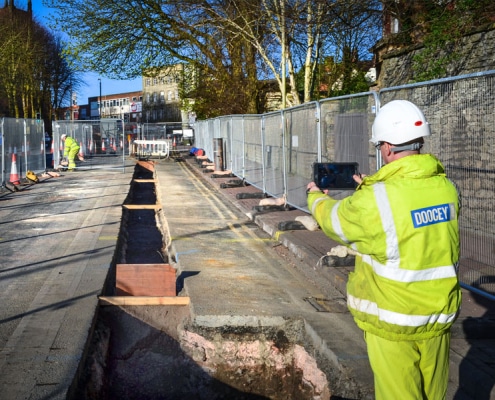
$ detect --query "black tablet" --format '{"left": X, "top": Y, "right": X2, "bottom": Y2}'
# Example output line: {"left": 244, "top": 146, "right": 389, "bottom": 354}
{"left": 313, "top": 162, "right": 359, "bottom": 190}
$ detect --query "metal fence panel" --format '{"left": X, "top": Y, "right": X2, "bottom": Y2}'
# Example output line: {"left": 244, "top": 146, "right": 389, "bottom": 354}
{"left": 242, "top": 116, "right": 263, "bottom": 188}
{"left": 263, "top": 112, "right": 285, "bottom": 198}
{"left": 219, "top": 118, "right": 231, "bottom": 171}
{"left": 2, "top": 118, "right": 26, "bottom": 184}
{"left": 320, "top": 93, "right": 379, "bottom": 175}
{"left": 25, "top": 119, "right": 46, "bottom": 173}
{"left": 205, "top": 119, "right": 216, "bottom": 160}
{"left": 194, "top": 120, "right": 207, "bottom": 150}
{"left": 53, "top": 120, "right": 127, "bottom": 170}
{"left": 2, "top": 118, "right": 46, "bottom": 185}
{"left": 230, "top": 116, "right": 247, "bottom": 177}
{"left": 284, "top": 102, "right": 319, "bottom": 209}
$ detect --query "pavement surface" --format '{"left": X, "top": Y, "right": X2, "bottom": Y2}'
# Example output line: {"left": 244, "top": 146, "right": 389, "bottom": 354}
{"left": 0, "top": 153, "right": 493, "bottom": 399}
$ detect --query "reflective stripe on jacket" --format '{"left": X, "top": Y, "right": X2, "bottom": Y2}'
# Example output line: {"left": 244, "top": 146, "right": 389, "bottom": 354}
{"left": 63, "top": 137, "right": 79, "bottom": 157}
{"left": 308, "top": 154, "right": 461, "bottom": 341}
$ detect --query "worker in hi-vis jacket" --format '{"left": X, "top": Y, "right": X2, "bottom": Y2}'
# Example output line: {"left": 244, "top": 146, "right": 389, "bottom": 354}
{"left": 307, "top": 100, "right": 461, "bottom": 400}
{"left": 61, "top": 134, "right": 80, "bottom": 171}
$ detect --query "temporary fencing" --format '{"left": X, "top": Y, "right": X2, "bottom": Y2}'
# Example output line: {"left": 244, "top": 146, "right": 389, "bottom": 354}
{"left": 133, "top": 139, "right": 171, "bottom": 159}
{"left": 52, "top": 119, "right": 129, "bottom": 171}
{"left": 194, "top": 70, "right": 495, "bottom": 299}
{"left": 0, "top": 119, "right": 195, "bottom": 185}
{"left": 0, "top": 117, "right": 46, "bottom": 185}
{"left": 195, "top": 93, "right": 379, "bottom": 210}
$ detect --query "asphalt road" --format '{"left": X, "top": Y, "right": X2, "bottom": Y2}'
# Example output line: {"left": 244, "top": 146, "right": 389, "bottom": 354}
{"left": 0, "top": 167, "right": 133, "bottom": 400}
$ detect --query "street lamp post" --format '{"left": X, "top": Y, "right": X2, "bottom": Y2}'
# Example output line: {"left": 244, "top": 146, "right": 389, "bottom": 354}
{"left": 98, "top": 78, "right": 102, "bottom": 119}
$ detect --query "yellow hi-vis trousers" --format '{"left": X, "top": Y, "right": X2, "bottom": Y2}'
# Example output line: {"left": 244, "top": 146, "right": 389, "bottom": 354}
{"left": 67, "top": 146, "right": 79, "bottom": 170}
{"left": 365, "top": 331, "right": 450, "bottom": 400}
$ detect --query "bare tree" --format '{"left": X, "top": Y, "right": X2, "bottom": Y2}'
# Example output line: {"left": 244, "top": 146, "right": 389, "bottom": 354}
{"left": 0, "top": 4, "right": 81, "bottom": 121}
{"left": 44, "top": 0, "right": 380, "bottom": 114}
{"left": 202, "top": 0, "right": 381, "bottom": 105}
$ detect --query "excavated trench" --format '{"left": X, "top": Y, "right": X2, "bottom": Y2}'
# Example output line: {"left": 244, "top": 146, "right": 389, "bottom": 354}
{"left": 69, "top": 161, "right": 332, "bottom": 400}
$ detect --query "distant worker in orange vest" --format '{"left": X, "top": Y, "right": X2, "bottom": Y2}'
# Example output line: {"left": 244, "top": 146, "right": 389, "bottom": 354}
{"left": 61, "top": 134, "right": 80, "bottom": 171}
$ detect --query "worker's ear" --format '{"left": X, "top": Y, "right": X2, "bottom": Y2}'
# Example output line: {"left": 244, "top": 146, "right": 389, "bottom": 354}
{"left": 383, "top": 142, "right": 393, "bottom": 156}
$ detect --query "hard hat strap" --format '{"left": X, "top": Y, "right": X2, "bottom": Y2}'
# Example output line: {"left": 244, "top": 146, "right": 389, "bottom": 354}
{"left": 390, "top": 142, "right": 423, "bottom": 153}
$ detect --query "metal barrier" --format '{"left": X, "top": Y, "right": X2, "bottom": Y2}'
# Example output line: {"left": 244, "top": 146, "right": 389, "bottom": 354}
{"left": 0, "top": 119, "right": 195, "bottom": 184}
{"left": 1, "top": 118, "right": 46, "bottom": 185}
{"left": 196, "top": 93, "right": 379, "bottom": 210}
{"left": 194, "top": 71, "right": 495, "bottom": 298}
{"left": 134, "top": 140, "right": 171, "bottom": 159}
{"left": 52, "top": 120, "right": 128, "bottom": 171}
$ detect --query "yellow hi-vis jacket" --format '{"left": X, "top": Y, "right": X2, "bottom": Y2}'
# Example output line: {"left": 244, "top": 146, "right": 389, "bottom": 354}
{"left": 308, "top": 154, "right": 461, "bottom": 341}
{"left": 63, "top": 137, "right": 79, "bottom": 157}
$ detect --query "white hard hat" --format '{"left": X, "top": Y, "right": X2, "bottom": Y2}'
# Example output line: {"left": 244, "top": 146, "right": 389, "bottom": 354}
{"left": 371, "top": 100, "right": 430, "bottom": 145}
{"left": 61, "top": 134, "right": 67, "bottom": 139}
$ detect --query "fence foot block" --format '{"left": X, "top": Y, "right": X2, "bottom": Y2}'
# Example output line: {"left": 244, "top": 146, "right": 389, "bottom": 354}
{"left": 278, "top": 221, "right": 307, "bottom": 231}
{"left": 236, "top": 192, "right": 268, "bottom": 199}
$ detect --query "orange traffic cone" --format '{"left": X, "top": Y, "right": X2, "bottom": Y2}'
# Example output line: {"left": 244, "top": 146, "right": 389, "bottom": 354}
{"left": 9, "top": 153, "right": 20, "bottom": 185}
{"left": 172, "top": 136, "right": 177, "bottom": 148}
{"left": 78, "top": 142, "right": 86, "bottom": 162}
{"left": 102, "top": 140, "right": 106, "bottom": 153}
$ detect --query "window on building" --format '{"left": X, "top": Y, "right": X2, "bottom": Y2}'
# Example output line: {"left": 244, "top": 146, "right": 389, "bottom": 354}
{"left": 391, "top": 16, "right": 399, "bottom": 34}
{"left": 167, "top": 91, "right": 172, "bottom": 101}
{"left": 145, "top": 78, "right": 150, "bottom": 86}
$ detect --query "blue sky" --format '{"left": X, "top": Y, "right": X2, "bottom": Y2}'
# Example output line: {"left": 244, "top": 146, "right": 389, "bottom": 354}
{"left": 30, "top": 1, "right": 142, "bottom": 105}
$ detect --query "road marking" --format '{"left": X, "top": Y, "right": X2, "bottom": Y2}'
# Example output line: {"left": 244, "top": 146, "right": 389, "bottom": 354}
{"left": 99, "top": 236, "right": 118, "bottom": 240}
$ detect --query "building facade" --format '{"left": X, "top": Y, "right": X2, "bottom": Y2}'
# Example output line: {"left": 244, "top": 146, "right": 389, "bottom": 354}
{"left": 87, "top": 91, "right": 143, "bottom": 122}
{"left": 75, "top": 64, "right": 197, "bottom": 125}
{"left": 141, "top": 63, "right": 196, "bottom": 125}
